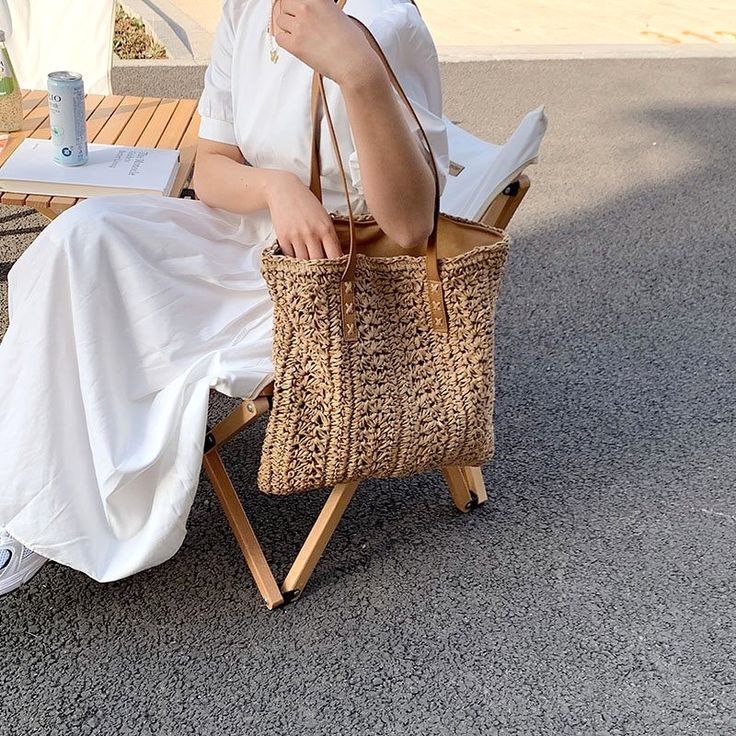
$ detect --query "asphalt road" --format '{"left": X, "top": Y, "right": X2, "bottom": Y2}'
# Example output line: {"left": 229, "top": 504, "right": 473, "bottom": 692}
{"left": 1, "top": 58, "right": 735, "bottom": 735}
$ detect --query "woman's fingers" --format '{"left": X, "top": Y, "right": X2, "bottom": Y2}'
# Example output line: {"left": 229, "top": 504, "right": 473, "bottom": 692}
{"left": 280, "top": 233, "right": 340, "bottom": 261}
{"left": 268, "top": 176, "right": 344, "bottom": 261}
{"left": 306, "top": 239, "right": 327, "bottom": 261}
{"left": 292, "top": 241, "right": 310, "bottom": 261}
{"left": 315, "top": 214, "right": 342, "bottom": 259}
{"left": 321, "top": 226, "right": 342, "bottom": 259}
{"left": 278, "top": 239, "right": 295, "bottom": 257}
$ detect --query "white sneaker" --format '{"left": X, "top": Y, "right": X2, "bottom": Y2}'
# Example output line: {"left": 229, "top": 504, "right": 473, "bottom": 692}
{"left": 0, "top": 529, "right": 48, "bottom": 595}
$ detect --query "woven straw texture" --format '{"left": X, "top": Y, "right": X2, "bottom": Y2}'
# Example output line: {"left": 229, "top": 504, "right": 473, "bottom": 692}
{"left": 257, "top": 220, "right": 510, "bottom": 496}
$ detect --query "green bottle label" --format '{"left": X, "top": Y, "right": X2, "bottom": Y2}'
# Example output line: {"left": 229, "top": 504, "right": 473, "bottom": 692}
{"left": 0, "top": 49, "right": 18, "bottom": 97}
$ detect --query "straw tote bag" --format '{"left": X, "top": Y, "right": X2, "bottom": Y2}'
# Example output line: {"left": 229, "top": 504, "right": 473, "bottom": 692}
{"left": 257, "top": 14, "right": 510, "bottom": 496}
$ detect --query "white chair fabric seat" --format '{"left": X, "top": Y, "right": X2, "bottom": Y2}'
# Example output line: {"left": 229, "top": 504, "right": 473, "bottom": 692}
{"left": 0, "top": 0, "right": 115, "bottom": 95}
{"left": 441, "top": 106, "right": 548, "bottom": 221}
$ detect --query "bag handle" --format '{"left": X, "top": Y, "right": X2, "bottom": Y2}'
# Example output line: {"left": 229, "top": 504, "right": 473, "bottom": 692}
{"left": 308, "top": 11, "right": 448, "bottom": 341}
{"left": 308, "top": 0, "right": 348, "bottom": 202}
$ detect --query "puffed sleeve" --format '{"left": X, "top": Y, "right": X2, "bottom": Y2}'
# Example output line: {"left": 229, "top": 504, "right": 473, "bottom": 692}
{"left": 197, "top": 0, "right": 238, "bottom": 145}
{"left": 347, "top": 3, "right": 450, "bottom": 195}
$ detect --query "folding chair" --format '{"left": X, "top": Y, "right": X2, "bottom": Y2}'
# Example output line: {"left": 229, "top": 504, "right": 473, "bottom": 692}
{"left": 0, "top": 0, "right": 115, "bottom": 95}
{"left": 441, "top": 106, "right": 547, "bottom": 225}
{"left": 202, "top": 109, "right": 548, "bottom": 609}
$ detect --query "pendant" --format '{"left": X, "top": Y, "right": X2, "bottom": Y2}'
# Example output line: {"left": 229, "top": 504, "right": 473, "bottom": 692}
{"left": 267, "top": 3, "right": 280, "bottom": 63}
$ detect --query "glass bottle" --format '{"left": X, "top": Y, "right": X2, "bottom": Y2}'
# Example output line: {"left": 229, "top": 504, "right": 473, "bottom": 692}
{"left": 0, "top": 29, "right": 22, "bottom": 133}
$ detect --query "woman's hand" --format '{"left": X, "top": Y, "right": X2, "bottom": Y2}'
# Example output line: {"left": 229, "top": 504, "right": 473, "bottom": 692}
{"left": 272, "top": 0, "right": 380, "bottom": 86}
{"left": 266, "top": 171, "right": 343, "bottom": 260}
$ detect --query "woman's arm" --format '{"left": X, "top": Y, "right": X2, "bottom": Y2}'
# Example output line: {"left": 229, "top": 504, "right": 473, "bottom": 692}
{"left": 193, "top": 138, "right": 343, "bottom": 259}
{"left": 339, "top": 61, "right": 436, "bottom": 248}
{"left": 193, "top": 139, "right": 274, "bottom": 214}
{"left": 274, "top": 0, "right": 436, "bottom": 249}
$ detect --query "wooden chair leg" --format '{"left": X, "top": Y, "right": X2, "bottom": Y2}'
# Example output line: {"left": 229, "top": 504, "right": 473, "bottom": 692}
{"left": 27, "top": 203, "right": 57, "bottom": 221}
{"left": 203, "top": 390, "right": 492, "bottom": 608}
{"left": 441, "top": 466, "right": 476, "bottom": 512}
{"left": 281, "top": 481, "right": 360, "bottom": 602}
{"left": 203, "top": 448, "right": 284, "bottom": 610}
{"left": 460, "top": 466, "right": 488, "bottom": 505}
{"left": 481, "top": 174, "right": 531, "bottom": 230}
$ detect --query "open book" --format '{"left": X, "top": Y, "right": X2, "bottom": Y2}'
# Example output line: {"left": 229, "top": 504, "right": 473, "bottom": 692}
{"left": 0, "top": 139, "right": 180, "bottom": 198}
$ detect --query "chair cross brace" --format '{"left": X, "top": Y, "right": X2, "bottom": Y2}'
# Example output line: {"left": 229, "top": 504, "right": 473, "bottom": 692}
{"left": 202, "top": 390, "right": 487, "bottom": 609}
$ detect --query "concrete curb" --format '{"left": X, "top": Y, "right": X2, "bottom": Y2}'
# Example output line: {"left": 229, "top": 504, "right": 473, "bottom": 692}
{"left": 436, "top": 43, "right": 736, "bottom": 62}
{"left": 112, "top": 41, "right": 736, "bottom": 69}
{"left": 114, "top": 58, "right": 208, "bottom": 68}
{"left": 118, "top": 0, "right": 214, "bottom": 61}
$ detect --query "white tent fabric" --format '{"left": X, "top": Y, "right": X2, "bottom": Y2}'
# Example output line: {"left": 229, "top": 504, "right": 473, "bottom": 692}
{"left": 440, "top": 106, "right": 548, "bottom": 221}
{"left": 0, "top": 0, "right": 115, "bottom": 95}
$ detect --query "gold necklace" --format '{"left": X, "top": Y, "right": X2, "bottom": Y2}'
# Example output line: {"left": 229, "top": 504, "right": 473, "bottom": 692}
{"left": 267, "top": 0, "right": 280, "bottom": 63}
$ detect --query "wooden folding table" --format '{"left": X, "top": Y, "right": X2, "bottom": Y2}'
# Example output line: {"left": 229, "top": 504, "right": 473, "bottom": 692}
{"left": 0, "top": 90, "right": 200, "bottom": 220}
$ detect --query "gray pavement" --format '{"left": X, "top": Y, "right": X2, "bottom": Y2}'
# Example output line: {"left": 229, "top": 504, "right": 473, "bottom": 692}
{"left": 1, "top": 59, "right": 735, "bottom": 735}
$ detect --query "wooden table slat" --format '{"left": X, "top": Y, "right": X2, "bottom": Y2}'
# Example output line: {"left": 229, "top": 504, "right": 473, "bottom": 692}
{"left": 83, "top": 95, "right": 108, "bottom": 117}
{"left": 1, "top": 192, "right": 31, "bottom": 206}
{"left": 85, "top": 95, "right": 126, "bottom": 142}
{"left": 25, "top": 194, "right": 52, "bottom": 209}
{"left": 49, "top": 197, "right": 78, "bottom": 215}
{"left": 94, "top": 96, "right": 144, "bottom": 145}
{"left": 156, "top": 99, "right": 198, "bottom": 150}
{"left": 22, "top": 90, "right": 46, "bottom": 112}
{"left": 135, "top": 99, "right": 179, "bottom": 148}
{"left": 113, "top": 98, "right": 162, "bottom": 147}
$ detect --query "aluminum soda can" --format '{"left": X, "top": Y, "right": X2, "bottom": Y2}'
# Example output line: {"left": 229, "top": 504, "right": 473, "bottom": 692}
{"left": 47, "top": 71, "right": 88, "bottom": 166}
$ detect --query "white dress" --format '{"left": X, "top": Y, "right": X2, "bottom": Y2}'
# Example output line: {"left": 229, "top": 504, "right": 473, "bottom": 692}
{"left": 0, "top": 0, "right": 449, "bottom": 582}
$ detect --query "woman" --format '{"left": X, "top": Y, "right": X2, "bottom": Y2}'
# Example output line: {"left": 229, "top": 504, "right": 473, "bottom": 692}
{"left": 0, "top": 0, "right": 449, "bottom": 594}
